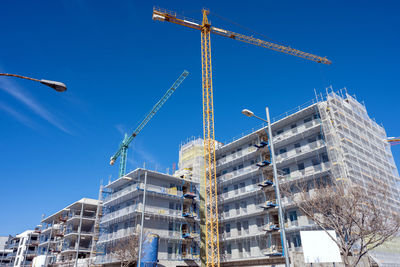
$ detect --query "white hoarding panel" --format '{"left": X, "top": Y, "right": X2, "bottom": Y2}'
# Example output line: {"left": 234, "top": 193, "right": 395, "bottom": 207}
{"left": 300, "top": 230, "right": 342, "bottom": 263}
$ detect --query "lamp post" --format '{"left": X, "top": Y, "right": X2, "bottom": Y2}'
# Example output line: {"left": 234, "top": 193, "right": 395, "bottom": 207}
{"left": 0, "top": 73, "right": 67, "bottom": 92}
{"left": 242, "top": 108, "right": 290, "bottom": 267}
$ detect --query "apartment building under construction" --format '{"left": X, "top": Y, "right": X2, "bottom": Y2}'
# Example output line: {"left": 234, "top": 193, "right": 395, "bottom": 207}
{"left": 216, "top": 89, "right": 399, "bottom": 265}
{"left": 37, "top": 198, "right": 100, "bottom": 266}
{"left": 95, "top": 89, "right": 399, "bottom": 266}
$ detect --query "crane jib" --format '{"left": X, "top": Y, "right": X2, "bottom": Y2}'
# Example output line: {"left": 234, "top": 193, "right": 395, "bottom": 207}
{"left": 109, "top": 70, "right": 189, "bottom": 177}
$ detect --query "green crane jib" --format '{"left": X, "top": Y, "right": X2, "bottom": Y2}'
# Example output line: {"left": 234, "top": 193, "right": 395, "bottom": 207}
{"left": 110, "top": 70, "right": 189, "bottom": 177}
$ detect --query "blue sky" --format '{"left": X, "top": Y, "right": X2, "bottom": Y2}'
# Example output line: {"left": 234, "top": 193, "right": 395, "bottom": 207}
{"left": 0, "top": 0, "right": 399, "bottom": 235}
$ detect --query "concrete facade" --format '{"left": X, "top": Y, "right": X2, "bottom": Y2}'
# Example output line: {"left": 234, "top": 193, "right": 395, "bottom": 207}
{"left": 96, "top": 89, "right": 399, "bottom": 266}
{"left": 215, "top": 89, "right": 399, "bottom": 265}
{"left": 38, "top": 198, "right": 100, "bottom": 266}
{"left": 3, "top": 230, "right": 40, "bottom": 267}
{"left": 96, "top": 169, "right": 200, "bottom": 266}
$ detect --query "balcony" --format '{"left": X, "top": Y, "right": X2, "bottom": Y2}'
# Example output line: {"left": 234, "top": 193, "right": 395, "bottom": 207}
{"left": 98, "top": 227, "right": 136, "bottom": 244}
{"left": 276, "top": 140, "right": 326, "bottom": 165}
{"left": 273, "top": 120, "right": 321, "bottom": 147}
{"left": 104, "top": 182, "right": 184, "bottom": 206}
{"left": 220, "top": 205, "right": 266, "bottom": 222}
{"left": 219, "top": 164, "right": 259, "bottom": 184}
{"left": 279, "top": 162, "right": 330, "bottom": 185}
{"left": 219, "top": 185, "right": 261, "bottom": 203}
{"left": 100, "top": 203, "right": 185, "bottom": 226}
{"left": 217, "top": 146, "right": 258, "bottom": 169}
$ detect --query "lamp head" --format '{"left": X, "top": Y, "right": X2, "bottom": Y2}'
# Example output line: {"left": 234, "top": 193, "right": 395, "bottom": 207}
{"left": 241, "top": 109, "right": 254, "bottom": 117}
{"left": 40, "top": 79, "right": 67, "bottom": 92}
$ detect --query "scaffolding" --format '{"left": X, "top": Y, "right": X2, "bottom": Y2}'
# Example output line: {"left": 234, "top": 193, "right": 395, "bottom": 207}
{"left": 317, "top": 88, "right": 400, "bottom": 211}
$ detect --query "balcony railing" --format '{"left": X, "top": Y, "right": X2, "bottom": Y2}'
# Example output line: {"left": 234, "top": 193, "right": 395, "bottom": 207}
{"left": 217, "top": 146, "right": 257, "bottom": 167}
{"left": 276, "top": 140, "right": 325, "bottom": 163}
{"left": 280, "top": 162, "right": 330, "bottom": 184}
{"left": 219, "top": 183, "right": 260, "bottom": 201}
{"left": 219, "top": 164, "right": 258, "bottom": 182}
{"left": 273, "top": 120, "right": 321, "bottom": 144}
{"left": 104, "top": 182, "right": 184, "bottom": 204}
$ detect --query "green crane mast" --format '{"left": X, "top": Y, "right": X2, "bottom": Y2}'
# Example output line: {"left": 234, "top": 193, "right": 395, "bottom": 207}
{"left": 110, "top": 70, "right": 189, "bottom": 177}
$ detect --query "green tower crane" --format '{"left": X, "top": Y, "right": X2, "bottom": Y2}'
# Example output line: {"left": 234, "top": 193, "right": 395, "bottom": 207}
{"left": 110, "top": 70, "right": 189, "bottom": 177}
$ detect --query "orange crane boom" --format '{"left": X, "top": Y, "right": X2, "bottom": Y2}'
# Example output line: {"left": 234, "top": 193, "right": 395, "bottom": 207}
{"left": 388, "top": 137, "right": 400, "bottom": 146}
{"left": 153, "top": 7, "right": 331, "bottom": 267}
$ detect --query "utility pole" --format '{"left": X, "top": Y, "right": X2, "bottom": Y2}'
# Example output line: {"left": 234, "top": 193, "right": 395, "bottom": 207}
{"left": 138, "top": 169, "right": 148, "bottom": 267}
{"left": 266, "top": 107, "right": 290, "bottom": 267}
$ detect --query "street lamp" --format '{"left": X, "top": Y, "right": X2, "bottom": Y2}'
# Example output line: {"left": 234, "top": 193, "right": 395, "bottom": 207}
{"left": 0, "top": 73, "right": 67, "bottom": 92}
{"left": 242, "top": 107, "right": 290, "bottom": 267}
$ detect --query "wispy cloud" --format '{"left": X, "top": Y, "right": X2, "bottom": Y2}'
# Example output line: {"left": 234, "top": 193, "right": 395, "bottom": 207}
{"left": 0, "top": 79, "right": 72, "bottom": 134}
{"left": 0, "top": 101, "right": 38, "bottom": 130}
{"left": 115, "top": 124, "right": 127, "bottom": 137}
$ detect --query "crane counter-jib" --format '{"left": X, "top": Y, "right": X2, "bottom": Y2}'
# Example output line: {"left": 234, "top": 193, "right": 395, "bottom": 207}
{"left": 109, "top": 70, "right": 189, "bottom": 177}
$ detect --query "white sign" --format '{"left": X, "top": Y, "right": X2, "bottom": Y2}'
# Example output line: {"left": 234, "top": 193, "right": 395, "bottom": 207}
{"left": 300, "top": 230, "right": 342, "bottom": 263}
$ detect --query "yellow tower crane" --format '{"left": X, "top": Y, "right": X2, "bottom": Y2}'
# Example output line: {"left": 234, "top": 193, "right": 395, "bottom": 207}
{"left": 153, "top": 7, "right": 331, "bottom": 267}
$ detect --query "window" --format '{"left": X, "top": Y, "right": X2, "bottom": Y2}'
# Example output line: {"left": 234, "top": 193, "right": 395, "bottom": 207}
{"left": 293, "top": 234, "right": 302, "bottom": 247}
{"left": 289, "top": 211, "right": 298, "bottom": 222}
{"left": 168, "top": 246, "right": 173, "bottom": 259}
{"left": 234, "top": 184, "right": 239, "bottom": 193}
{"left": 243, "top": 221, "right": 249, "bottom": 234}
{"left": 282, "top": 168, "right": 290, "bottom": 175}
{"left": 308, "top": 137, "right": 316, "bottom": 143}
{"left": 298, "top": 163, "right": 305, "bottom": 170}
{"left": 226, "top": 224, "right": 231, "bottom": 234}
{"left": 277, "top": 129, "right": 284, "bottom": 135}
{"left": 224, "top": 205, "right": 229, "bottom": 215}
{"left": 169, "top": 202, "right": 174, "bottom": 210}
{"left": 168, "top": 222, "right": 174, "bottom": 236}
{"left": 237, "top": 222, "right": 242, "bottom": 235}
{"left": 240, "top": 182, "right": 245, "bottom": 192}
{"left": 238, "top": 164, "right": 244, "bottom": 169}
{"left": 291, "top": 123, "right": 297, "bottom": 129}
{"left": 238, "top": 243, "right": 243, "bottom": 256}
{"left": 313, "top": 113, "right": 320, "bottom": 120}
{"left": 304, "top": 117, "right": 312, "bottom": 123}
{"left": 312, "top": 158, "right": 320, "bottom": 166}
{"left": 294, "top": 143, "right": 301, "bottom": 148}
{"left": 223, "top": 187, "right": 228, "bottom": 193}
{"left": 279, "top": 148, "right": 287, "bottom": 154}
{"left": 222, "top": 170, "right": 227, "bottom": 175}
{"left": 256, "top": 218, "right": 264, "bottom": 228}
{"left": 245, "top": 241, "right": 251, "bottom": 255}
{"left": 252, "top": 178, "right": 259, "bottom": 187}
{"left": 322, "top": 153, "right": 329, "bottom": 162}
{"left": 241, "top": 201, "right": 247, "bottom": 213}
{"left": 235, "top": 203, "right": 240, "bottom": 215}
{"left": 226, "top": 244, "right": 231, "bottom": 254}
{"left": 176, "top": 203, "right": 181, "bottom": 211}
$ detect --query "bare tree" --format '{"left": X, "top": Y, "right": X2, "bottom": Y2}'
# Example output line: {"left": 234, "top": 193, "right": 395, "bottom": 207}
{"left": 282, "top": 180, "right": 400, "bottom": 267}
{"left": 110, "top": 233, "right": 140, "bottom": 267}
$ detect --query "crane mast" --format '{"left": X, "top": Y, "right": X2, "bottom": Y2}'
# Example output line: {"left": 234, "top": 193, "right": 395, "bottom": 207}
{"left": 153, "top": 7, "right": 331, "bottom": 267}
{"left": 201, "top": 9, "right": 220, "bottom": 266}
{"left": 110, "top": 70, "right": 189, "bottom": 177}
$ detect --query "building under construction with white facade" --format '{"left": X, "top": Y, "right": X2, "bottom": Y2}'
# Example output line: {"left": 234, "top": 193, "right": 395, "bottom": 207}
{"left": 38, "top": 198, "right": 100, "bottom": 266}
{"left": 215, "top": 89, "right": 399, "bottom": 266}
{"left": 95, "top": 89, "right": 399, "bottom": 266}
{"left": 96, "top": 168, "right": 201, "bottom": 266}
